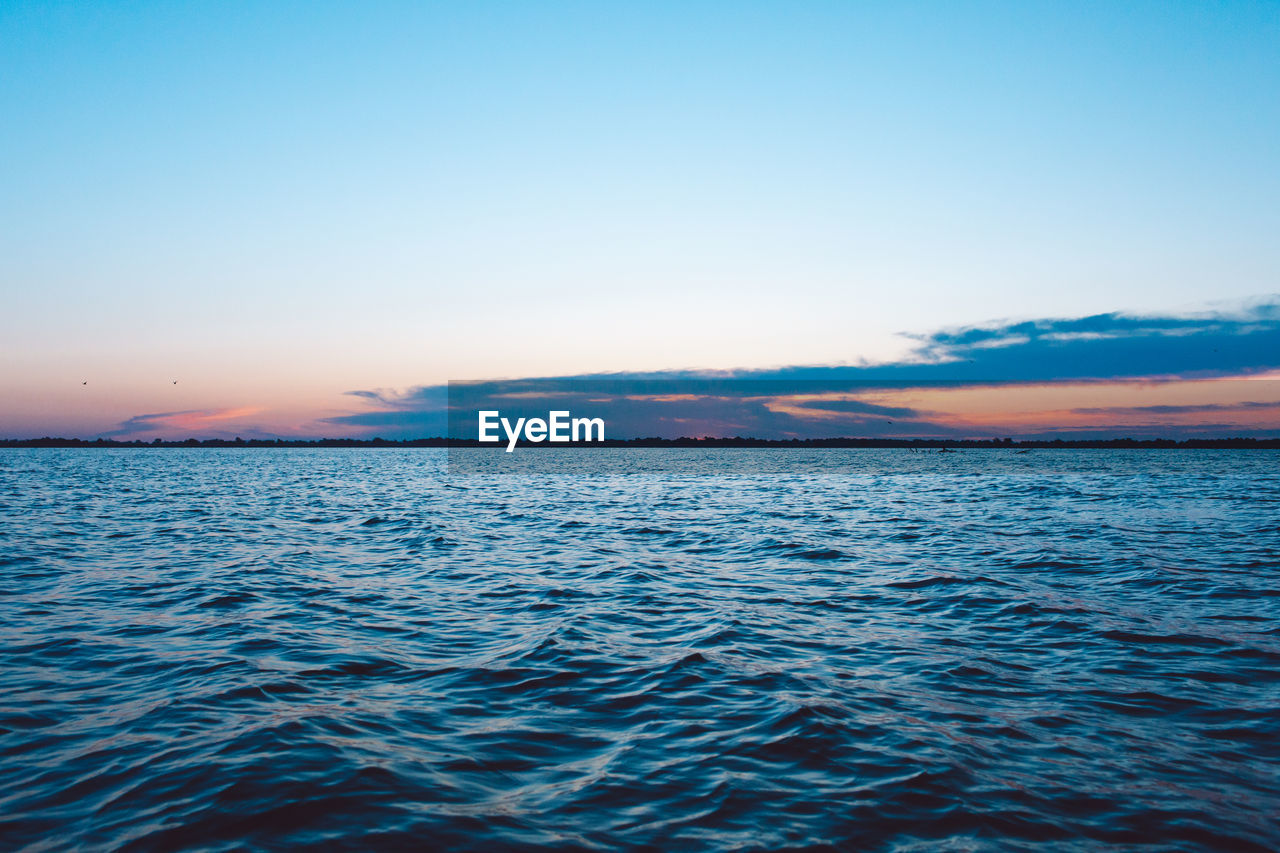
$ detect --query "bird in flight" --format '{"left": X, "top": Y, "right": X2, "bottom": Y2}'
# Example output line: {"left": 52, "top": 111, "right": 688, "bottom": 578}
{"left": 82, "top": 381, "right": 87, "bottom": 385}
{"left": 172, "top": 380, "right": 178, "bottom": 385}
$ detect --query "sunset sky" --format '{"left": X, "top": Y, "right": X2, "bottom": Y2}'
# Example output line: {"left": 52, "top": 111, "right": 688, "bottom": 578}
{"left": 2, "top": 1, "right": 1278, "bottom": 439}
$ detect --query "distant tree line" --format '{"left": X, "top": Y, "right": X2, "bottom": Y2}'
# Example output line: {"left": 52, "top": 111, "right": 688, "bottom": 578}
{"left": 3, "top": 436, "right": 1279, "bottom": 449}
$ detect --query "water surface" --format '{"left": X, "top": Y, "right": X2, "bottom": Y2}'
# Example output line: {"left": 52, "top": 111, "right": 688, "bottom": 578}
{"left": 2, "top": 449, "right": 1278, "bottom": 850}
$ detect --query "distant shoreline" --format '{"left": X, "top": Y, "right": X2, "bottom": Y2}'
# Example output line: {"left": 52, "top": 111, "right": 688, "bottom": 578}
{"left": 4, "top": 437, "right": 1279, "bottom": 449}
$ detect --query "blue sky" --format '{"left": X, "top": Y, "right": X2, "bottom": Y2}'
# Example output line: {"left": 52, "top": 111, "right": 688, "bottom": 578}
{"left": 1, "top": 1, "right": 1278, "bottom": 437}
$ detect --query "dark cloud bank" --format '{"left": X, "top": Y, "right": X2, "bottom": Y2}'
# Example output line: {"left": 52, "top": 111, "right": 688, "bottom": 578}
{"left": 330, "top": 300, "right": 1280, "bottom": 440}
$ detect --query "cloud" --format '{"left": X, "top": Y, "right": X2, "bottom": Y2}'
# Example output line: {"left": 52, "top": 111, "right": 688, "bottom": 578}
{"left": 747, "top": 298, "right": 1280, "bottom": 384}
{"left": 329, "top": 387, "right": 450, "bottom": 435}
{"left": 1071, "top": 401, "right": 1279, "bottom": 416}
{"left": 322, "top": 298, "right": 1280, "bottom": 439}
{"left": 104, "top": 407, "right": 267, "bottom": 439}
{"left": 784, "top": 399, "right": 924, "bottom": 418}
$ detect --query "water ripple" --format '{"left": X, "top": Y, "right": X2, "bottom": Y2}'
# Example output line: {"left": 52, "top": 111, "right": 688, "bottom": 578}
{"left": 1, "top": 448, "right": 1278, "bottom": 850}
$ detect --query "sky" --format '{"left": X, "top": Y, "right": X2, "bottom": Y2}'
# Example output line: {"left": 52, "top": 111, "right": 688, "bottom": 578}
{"left": 2, "top": 1, "right": 1278, "bottom": 439}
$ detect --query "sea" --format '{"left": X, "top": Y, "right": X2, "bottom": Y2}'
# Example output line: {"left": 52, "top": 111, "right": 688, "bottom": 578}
{"left": 1, "top": 448, "right": 1278, "bottom": 851}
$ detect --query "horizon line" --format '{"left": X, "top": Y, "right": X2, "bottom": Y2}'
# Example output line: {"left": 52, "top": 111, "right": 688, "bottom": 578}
{"left": 6, "top": 436, "right": 1280, "bottom": 449}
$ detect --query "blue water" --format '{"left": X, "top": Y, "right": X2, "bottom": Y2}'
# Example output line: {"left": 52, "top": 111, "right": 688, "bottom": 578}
{"left": 2, "top": 448, "right": 1278, "bottom": 851}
